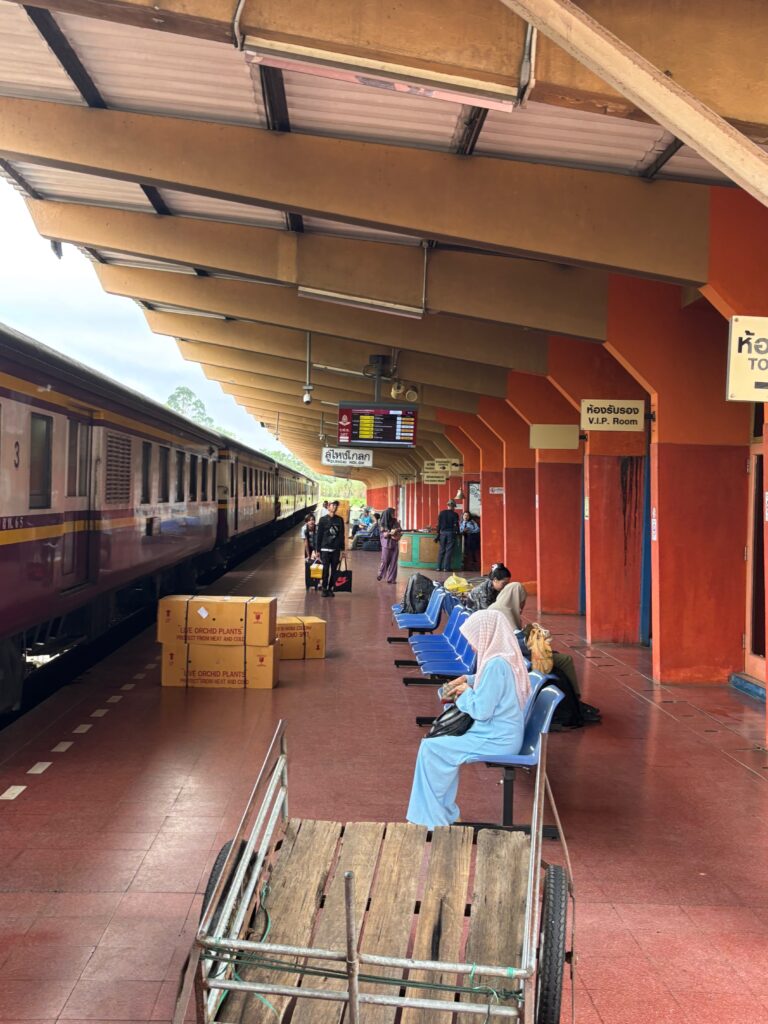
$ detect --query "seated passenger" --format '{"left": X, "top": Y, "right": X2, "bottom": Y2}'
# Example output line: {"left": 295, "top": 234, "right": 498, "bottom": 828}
{"left": 406, "top": 609, "right": 529, "bottom": 828}
{"left": 494, "top": 582, "right": 601, "bottom": 725}
{"left": 351, "top": 508, "right": 373, "bottom": 537}
{"left": 464, "top": 563, "right": 512, "bottom": 610}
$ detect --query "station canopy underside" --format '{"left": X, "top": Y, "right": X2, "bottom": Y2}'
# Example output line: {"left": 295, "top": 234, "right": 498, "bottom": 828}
{"left": 0, "top": 0, "right": 766, "bottom": 481}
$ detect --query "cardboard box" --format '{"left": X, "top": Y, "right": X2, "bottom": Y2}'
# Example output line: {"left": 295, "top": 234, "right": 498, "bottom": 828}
{"left": 245, "top": 645, "right": 280, "bottom": 689}
{"left": 186, "top": 595, "right": 250, "bottom": 646}
{"left": 276, "top": 617, "right": 306, "bottom": 660}
{"left": 162, "top": 643, "right": 279, "bottom": 688}
{"left": 245, "top": 597, "right": 277, "bottom": 647}
{"left": 161, "top": 643, "right": 189, "bottom": 687}
{"left": 157, "top": 596, "right": 194, "bottom": 645}
{"left": 275, "top": 616, "right": 326, "bottom": 660}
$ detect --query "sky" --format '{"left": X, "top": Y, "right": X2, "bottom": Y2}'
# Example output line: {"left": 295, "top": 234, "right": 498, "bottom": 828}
{"left": 0, "top": 181, "right": 283, "bottom": 452}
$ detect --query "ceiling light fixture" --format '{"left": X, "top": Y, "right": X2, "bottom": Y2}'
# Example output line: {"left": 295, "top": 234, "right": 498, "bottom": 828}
{"left": 243, "top": 41, "right": 517, "bottom": 112}
{"left": 297, "top": 286, "right": 424, "bottom": 319}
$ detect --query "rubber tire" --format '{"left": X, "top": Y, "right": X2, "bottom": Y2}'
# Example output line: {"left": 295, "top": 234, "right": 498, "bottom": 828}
{"left": 536, "top": 865, "right": 568, "bottom": 1024}
{"left": 201, "top": 840, "right": 238, "bottom": 927}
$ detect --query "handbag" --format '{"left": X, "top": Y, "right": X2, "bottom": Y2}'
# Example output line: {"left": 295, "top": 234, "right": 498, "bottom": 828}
{"left": 426, "top": 703, "right": 474, "bottom": 738}
{"left": 333, "top": 554, "right": 353, "bottom": 593}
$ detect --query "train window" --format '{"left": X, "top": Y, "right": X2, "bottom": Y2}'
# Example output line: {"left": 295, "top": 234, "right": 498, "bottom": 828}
{"left": 242, "top": 465, "right": 247, "bottom": 497}
{"left": 189, "top": 454, "right": 198, "bottom": 501}
{"left": 105, "top": 432, "right": 132, "bottom": 504}
{"left": 141, "top": 442, "right": 152, "bottom": 503}
{"left": 175, "top": 450, "right": 185, "bottom": 502}
{"left": 29, "top": 413, "right": 53, "bottom": 509}
{"left": 211, "top": 460, "right": 217, "bottom": 498}
{"left": 159, "top": 447, "right": 170, "bottom": 502}
{"left": 230, "top": 462, "right": 235, "bottom": 497}
{"left": 249, "top": 467, "right": 254, "bottom": 496}
{"left": 201, "top": 458, "right": 208, "bottom": 501}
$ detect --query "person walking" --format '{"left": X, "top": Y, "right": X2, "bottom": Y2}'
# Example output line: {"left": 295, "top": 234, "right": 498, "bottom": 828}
{"left": 315, "top": 500, "right": 345, "bottom": 597}
{"left": 460, "top": 511, "right": 480, "bottom": 571}
{"left": 435, "top": 499, "right": 460, "bottom": 571}
{"left": 317, "top": 500, "right": 330, "bottom": 520}
{"left": 377, "top": 507, "right": 402, "bottom": 584}
{"left": 301, "top": 513, "right": 316, "bottom": 560}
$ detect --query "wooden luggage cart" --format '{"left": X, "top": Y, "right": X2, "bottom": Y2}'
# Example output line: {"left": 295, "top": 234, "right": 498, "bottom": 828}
{"left": 174, "top": 722, "right": 575, "bottom": 1024}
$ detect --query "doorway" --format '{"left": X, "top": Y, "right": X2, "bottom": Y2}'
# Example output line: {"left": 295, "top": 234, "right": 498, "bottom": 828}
{"left": 745, "top": 442, "right": 766, "bottom": 682}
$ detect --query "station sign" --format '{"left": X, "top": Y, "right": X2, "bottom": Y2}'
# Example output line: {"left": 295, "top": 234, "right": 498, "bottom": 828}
{"left": 529, "top": 424, "right": 581, "bottom": 450}
{"left": 727, "top": 316, "right": 768, "bottom": 401}
{"left": 580, "top": 399, "right": 645, "bottom": 431}
{"left": 423, "top": 460, "right": 438, "bottom": 471}
{"left": 423, "top": 472, "right": 448, "bottom": 484}
{"left": 321, "top": 447, "right": 373, "bottom": 468}
{"left": 434, "top": 459, "right": 462, "bottom": 474}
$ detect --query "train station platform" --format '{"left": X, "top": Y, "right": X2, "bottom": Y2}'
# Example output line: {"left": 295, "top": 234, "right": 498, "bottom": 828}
{"left": 0, "top": 529, "right": 767, "bottom": 1024}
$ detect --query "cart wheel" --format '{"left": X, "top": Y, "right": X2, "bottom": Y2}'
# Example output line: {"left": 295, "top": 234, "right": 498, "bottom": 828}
{"left": 201, "top": 840, "right": 243, "bottom": 927}
{"left": 536, "top": 865, "right": 568, "bottom": 1024}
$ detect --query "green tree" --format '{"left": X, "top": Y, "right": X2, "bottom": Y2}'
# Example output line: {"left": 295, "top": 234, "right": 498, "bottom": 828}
{"left": 166, "top": 386, "right": 215, "bottom": 428}
{"left": 261, "top": 449, "right": 366, "bottom": 504}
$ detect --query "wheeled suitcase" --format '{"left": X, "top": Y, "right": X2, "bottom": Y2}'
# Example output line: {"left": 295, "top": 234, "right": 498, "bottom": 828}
{"left": 305, "top": 560, "right": 321, "bottom": 591}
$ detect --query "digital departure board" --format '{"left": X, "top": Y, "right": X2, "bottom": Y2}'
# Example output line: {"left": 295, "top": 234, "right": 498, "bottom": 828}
{"left": 337, "top": 402, "right": 418, "bottom": 448}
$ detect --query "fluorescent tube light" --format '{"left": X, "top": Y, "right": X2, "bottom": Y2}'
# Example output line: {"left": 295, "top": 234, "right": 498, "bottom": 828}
{"left": 297, "top": 285, "right": 424, "bottom": 319}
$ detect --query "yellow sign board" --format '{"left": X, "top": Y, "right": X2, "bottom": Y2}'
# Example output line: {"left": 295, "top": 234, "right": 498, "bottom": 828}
{"left": 727, "top": 316, "right": 768, "bottom": 401}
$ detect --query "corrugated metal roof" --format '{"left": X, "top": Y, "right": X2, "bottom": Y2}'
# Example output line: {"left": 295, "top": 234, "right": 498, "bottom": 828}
{"left": 56, "top": 12, "right": 265, "bottom": 126}
{"left": 11, "top": 162, "right": 154, "bottom": 209}
{"left": 302, "top": 216, "right": 423, "bottom": 246}
{"left": 158, "top": 189, "right": 287, "bottom": 228}
{"left": 0, "top": 1, "right": 85, "bottom": 104}
{"left": 476, "top": 101, "right": 667, "bottom": 174}
{"left": 656, "top": 145, "right": 728, "bottom": 183}
{"left": 147, "top": 302, "right": 227, "bottom": 319}
{"left": 280, "top": 69, "right": 460, "bottom": 150}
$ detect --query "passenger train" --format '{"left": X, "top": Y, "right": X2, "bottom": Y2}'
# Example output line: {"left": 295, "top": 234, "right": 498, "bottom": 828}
{"left": 0, "top": 323, "right": 317, "bottom": 699}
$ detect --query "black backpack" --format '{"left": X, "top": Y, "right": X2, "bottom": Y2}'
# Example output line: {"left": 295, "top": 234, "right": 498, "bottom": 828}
{"left": 401, "top": 573, "right": 436, "bottom": 614}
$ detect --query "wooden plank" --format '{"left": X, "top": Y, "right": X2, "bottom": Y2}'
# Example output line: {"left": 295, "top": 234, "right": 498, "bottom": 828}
{"left": 228, "top": 818, "right": 342, "bottom": 1024}
{"left": 401, "top": 825, "right": 474, "bottom": 1024}
{"left": 291, "top": 821, "right": 387, "bottom": 1024}
{"left": 465, "top": 829, "right": 530, "bottom": 995}
{"left": 357, "top": 822, "right": 428, "bottom": 1024}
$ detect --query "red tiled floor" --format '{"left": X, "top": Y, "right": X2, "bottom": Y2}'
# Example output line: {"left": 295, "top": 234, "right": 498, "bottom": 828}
{"left": 0, "top": 530, "right": 765, "bottom": 1024}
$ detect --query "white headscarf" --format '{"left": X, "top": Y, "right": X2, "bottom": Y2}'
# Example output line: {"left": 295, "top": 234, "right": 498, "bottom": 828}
{"left": 460, "top": 609, "right": 530, "bottom": 709}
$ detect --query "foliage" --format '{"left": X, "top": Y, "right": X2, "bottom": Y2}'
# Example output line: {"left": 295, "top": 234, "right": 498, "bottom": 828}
{"left": 166, "top": 386, "right": 236, "bottom": 438}
{"left": 261, "top": 449, "right": 366, "bottom": 504}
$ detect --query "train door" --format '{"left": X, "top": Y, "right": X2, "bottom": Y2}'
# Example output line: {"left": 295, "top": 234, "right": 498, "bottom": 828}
{"left": 60, "top": 416, "right": 92, "bottom": 589}
{"left": 744, "top": 439, "right": 766, "bottom": 683}
{"left": 231, "top": 459, "right": 239, "bottom": 532}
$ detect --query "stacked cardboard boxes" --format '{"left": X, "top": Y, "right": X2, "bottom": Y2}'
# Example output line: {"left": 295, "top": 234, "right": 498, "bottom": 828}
{"left": 158, "top": 595, "right": 278, "bottom": 688}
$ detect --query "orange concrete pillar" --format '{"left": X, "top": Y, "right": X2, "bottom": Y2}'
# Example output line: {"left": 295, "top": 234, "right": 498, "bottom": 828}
{"left": 478, "top": 398, "right": 537, "bottom": 582}
{"left": 607, "top": 276, "right": 750, "bottom": 683}
{"left": 506, "top": 373, "right": 582, "bottom": 614}
{"left": 547, "top": 338, "right": 649, "bottom": 643}
{"left": 439, "top": 413, "right": 504, "bottom": 572}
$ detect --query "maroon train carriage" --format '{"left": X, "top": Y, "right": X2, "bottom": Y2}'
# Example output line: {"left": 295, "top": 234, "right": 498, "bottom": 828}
{"left": 0, "top": 323, "right": 317, "bottom": 708}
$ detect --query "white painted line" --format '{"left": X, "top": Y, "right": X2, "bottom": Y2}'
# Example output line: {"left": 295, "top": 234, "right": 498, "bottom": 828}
{"left": 106, "top": 696, "right": 122, "bottom": 704}
{"left": 73, "top": 724, "right": 92, "bottom": 734}
{"left": 91, "top": 709, "right": 108, "bottom": 718}
{"left": 27, "top": 762, "right": 52, "bottom": 775}
{"left": 121, "top": 683, "right": 135, "bottom": 691}
{"left": 133, "top": 673, "right": 145, "bottom": 680}
{"left": 0, "top": 786, "right": 26, "bottom": 800}
{"left": 51, "top": 742, "right": 72, "bottom": 753}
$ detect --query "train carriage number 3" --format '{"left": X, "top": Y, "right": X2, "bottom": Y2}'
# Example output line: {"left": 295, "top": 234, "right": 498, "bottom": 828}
{"left": 13, "top": 441, "right": 19, "bottom": 468}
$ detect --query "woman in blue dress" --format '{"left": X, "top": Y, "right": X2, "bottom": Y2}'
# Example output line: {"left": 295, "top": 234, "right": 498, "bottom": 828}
{"left": 406, "top": 609, "right": 530, "bottom": 828}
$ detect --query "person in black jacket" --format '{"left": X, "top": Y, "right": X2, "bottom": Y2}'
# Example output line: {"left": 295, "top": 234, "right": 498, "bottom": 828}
{"left": 435, "top": 500, "right": 460, "bottom": 571}
{"left": 315, "top": 500, "right": 346, "bottom": 597}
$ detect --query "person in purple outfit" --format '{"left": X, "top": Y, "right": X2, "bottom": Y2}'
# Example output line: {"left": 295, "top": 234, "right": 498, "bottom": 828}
{"left": 376, "top": 507, "right": 402, "bottom": 584}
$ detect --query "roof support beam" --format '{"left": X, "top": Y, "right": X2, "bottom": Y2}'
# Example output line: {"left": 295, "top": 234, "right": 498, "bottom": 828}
{"left": 0, "top": 98, "right": 709, "bottom": 281}
{"left": 498, "top": 0, "right": 768, "bottom": 207}
{"left": 93, "top": 265, "right": 546, "bottom": 370}
{"left": 29, "top": 200, "right": 609, "bottom": 337}
{"left": 145, "top": 312, "right": 509, "bottom": 397}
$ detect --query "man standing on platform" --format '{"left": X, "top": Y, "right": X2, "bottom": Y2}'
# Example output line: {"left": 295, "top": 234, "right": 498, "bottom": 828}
{"left": 316, "top": 500, "right": 345, "bottom": 597}
{"left": 435, "top": 499, "right": 460, "bottom": 571}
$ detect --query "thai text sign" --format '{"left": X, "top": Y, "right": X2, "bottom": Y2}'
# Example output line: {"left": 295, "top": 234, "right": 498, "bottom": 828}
{"left": 321, "top": 447, "right": 373, "bottom": 468}
{"left": 727, "top": 316, "right": 768, "bottom": 401}
{"left": 580, "top": 399, "right": 645, "bottom": 431}
{"left": 423, "top": 472, "right": 448, "bottom": 484}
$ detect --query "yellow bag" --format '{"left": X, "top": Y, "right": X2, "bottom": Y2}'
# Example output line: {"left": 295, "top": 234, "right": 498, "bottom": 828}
{"left": 444, "top": 574, "right": 472, "bottom": 594}
{"left": 309, "top": 563, "right": 323, "bottom": 580}
{"left": 527, "top": 623, "right": 554, "bottom": 674}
